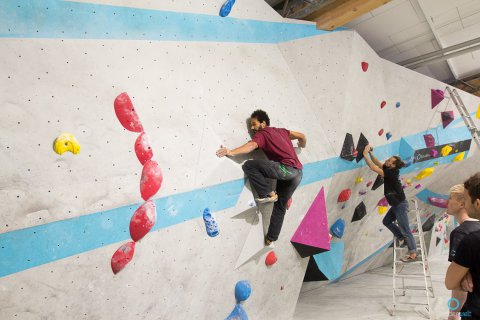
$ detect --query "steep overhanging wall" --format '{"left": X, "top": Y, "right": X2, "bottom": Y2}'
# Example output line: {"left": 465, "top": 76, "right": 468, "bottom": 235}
{"left": 1, "top": 0, "right": 480, "bottom": 319}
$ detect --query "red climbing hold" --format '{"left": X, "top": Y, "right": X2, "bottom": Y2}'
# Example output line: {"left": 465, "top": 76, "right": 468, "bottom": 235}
{"left": 135, "top": 132, "right": 154, "bottom": 165}
{"left": 366, "top": 181, "right": 373, "bottom": 187}
{"left": 265, "top": 251, "right": 277, "bottom": 266}
{"left": 140, "top": 160, "right": 163, "bottom": 201}
{"left": 380, "top": 101, "right": 386, "bottom": 109}
{"left": 361, "top": 61, "right": 369, "bottom": 72}
{"left": 130, "top": 200, "right": 157, "bottom": 242}
{"left": 114, "top": 92, "right": 144, "bottom": 132}
{"left": 111, "top": 241, "right": 136, "bottom": 274}
{"left": 378, "top": 129, "right": 384, "bottom": 136}
{"left": 337, "top": 189, "right": 351, "bottom": 202}
{"left": 287, "top": 197, "right": 293, "bottom": 210}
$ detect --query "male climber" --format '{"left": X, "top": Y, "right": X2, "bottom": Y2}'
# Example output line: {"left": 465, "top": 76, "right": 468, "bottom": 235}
{"left": 216, "top": 110, "right": 306, "bottom": 246}
{"left": 363, "top": 145, "right": 417, "bottom": 262}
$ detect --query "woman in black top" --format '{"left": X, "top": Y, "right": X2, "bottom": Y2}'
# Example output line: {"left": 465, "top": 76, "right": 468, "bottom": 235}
{"left": 363, "top": 144, "right": 417, "bottom": 262}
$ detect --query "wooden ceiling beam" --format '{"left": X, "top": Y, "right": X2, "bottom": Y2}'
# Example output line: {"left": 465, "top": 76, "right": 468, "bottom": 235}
{"left": 304, "top": 0, "right": 392, "bottom": 31}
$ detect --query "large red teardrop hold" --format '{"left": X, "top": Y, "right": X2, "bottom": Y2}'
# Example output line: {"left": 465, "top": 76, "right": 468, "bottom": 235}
{"left": 361, "top": 61, "right": 369, "bottom": 72}
{"left": 111, "top": 241, "right": 136, "bottom": 274}
{"left": 337, "top": 189, "right": 351, "bottom": 202}
{"left": 140, "top": 160, "right": 163, "bottom": 201}
{"left": 130, "top": 200, "right": 157, "bottom": 242}
{"left": 265, "top": 251, "right": 277, "bottom": 266}
{"left": 114, "top": 92, "right": 144, "bottom": 132}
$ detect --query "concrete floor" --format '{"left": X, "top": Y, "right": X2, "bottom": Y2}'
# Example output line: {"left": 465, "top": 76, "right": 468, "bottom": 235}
{"left": 293, "top": 255, "right": 452, "bottom": 320}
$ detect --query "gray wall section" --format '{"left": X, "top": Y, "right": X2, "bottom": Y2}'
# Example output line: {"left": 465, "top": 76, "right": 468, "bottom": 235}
{"left": 1, "top": 1, "right": 480, "bottom": 319}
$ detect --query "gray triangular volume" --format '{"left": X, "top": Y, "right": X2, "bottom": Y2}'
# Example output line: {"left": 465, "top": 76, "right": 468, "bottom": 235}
{"left": 372, "top": 174, "right": 384, "bottom": 191}
{"left": 355, "top": 133, "right": 369, "bottom": 163}
{"left": 351, "top": 201, "right": 367, "bottom": 222}
{"left": 340, "top": 133, "right": 355, "bottom": 161}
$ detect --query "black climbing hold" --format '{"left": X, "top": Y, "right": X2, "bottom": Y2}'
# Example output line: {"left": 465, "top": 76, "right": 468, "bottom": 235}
{"left": 351, "top": 202, "right": 367, "bottom": 222}
{"left": 371, "top": 174, "right": 384, "bottom": 191}
{"left": 355, "top": 133, "right": 369, "bottom": 163}
{"left": 340, "top": 133, "right": 355, "bottom": 161}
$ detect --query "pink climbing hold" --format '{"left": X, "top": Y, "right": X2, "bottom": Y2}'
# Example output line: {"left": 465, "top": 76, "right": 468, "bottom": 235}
{"left": 423, "top": 134, "right": 435, "bottom": 148}
{"left": 431, "top": 89, "right": 444, "bottom": 109}
{"left": 337, "top": 189, "right": 352, "bottom": 202}
{"left": 140, "top": 160, "right": 163, "bottom": 201}
{"left": 380, "top": 101, "right": 386, "bottom": 109}
{"left": 265, "top": 251, "right": 277, "bottom": 266}
{"left": 377, "top": 197, "right": 389, "bottom": 207}
{"left": 287, "top": 197, "right": 293, "bottom": 210}
{"left": 361, "top": 61, "right": 369, "bottom": 72}
{"left": 114, "top": 92, "right": 144, "bottom": 132}
{"left": 415, "top": 184, "right": 422, "bottom": 189}
{"left": 111, "top": 241, "right": 136, "bottom": 274}
{"left": 429, "top": 149, "right": 438, "bottom": 158}
{"left": 129, "top": 200, "right": 157, "bottom": 242}
{"left": 428, "top": 197, "right": 448, "bottom": 208}
{"left": 366, "top": 181, "right": 373, "bottom": 187}
{"left": 378, "top": 129, "right": 384, "bottom": 136}
{"left": 135, "top": 132, "right": 154, "bottom": 165}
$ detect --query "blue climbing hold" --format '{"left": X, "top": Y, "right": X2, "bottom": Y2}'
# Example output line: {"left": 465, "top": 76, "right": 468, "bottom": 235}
{"left": 203, "top": 208, "right": 219, "bottom": 237}
{"left": 220, "top": 0, "right": 236, "bottom": 17}
{"left": 396, "top": 102, "right": 400, "bottom": 108}
{"left": 330, "top": 218, "right": 345, "bottom": 238}
{"left": 226, "top": 304, "right": 248, "bottom": 320}
{"left": 235, "top": 280, "right": 251, "bottom": 302}
{"left": 386, "top": 132, "right": 392, "bottom": 140}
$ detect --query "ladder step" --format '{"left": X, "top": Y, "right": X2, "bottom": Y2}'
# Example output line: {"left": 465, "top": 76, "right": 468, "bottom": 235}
{"left": 393, "top": 302, "right": 429, "bottom": 306}
{"left": 395, "top": 274, "right": 432, "bottom": 279}
{"left": 394, "top": 286, "right": 433, "bottom": 291}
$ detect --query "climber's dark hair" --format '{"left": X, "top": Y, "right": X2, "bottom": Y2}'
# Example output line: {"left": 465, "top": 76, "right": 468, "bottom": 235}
{"left": 250, "top": 110, "right": 270, "bottom": 126}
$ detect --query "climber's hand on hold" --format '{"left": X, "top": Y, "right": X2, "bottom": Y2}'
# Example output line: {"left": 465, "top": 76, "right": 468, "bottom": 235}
{"left": 216, "top": 145, "right": 231, "bottom": 158}
{"left": 363, "top": 144, "right": 372, "bottom": 155}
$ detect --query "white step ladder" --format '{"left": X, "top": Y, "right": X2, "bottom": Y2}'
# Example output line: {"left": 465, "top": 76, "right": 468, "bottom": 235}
{"left": 391, "top": 199, "right": 435, "bottom": 319}
{"left": 445, "top": 87, "right": 480, "bottom": 149}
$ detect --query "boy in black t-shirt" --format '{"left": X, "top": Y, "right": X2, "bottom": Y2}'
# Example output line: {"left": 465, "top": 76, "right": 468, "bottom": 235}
{"left": 446, "top": 184, "right": 480, "bottom": 320}
{"left": 363, "top": 145, "right": 417, "bottom": 262}
{"left": 446, "top": 173, "right": 480, "bottom": 319}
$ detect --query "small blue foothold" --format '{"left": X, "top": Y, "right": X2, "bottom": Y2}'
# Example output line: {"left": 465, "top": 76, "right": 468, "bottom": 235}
{"left": 330, "top": 218, "right": 345, "bottom": 238}
{"left": 396, "top": 102, "right": 400, "bottom": 108}
{"left": 220, "top": 0, "right": 236, "bottom": 17}
{"left": 386, "top": 132, "right": 392, "bottom": 140}
{"left": 203, "top": 208, "right": 219, "bottom": 237}
{"left": 226, "top": 304, "right": 248, "bottom": 320}
{"left": 235, "top": 280, "right": 251, "bottom": 302}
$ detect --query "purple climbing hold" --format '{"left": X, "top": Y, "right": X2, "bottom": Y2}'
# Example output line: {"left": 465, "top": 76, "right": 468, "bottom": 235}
{"left": 359, "top": 190, "right": 367, "bottom": 196}
{"left": 220, "top": 0, "right": 236, "bottom": 17}
{"left": 415, "top": 184, "right": 422, "bottom": 189}
{"left": 377, "top": 197, "right": 389, "bottom": 207}
{"left": 441, "top": 111, "right": 454, "bottom": 128}
{"left": 428, "top": 197, "right": 448, "bottom": 208}
{"left": 430, "top": 149, "right": 438, "bottom": 158}
{"left": 424, "top": 134, "right": 435, "bottom": 148}
{"left": 431, "top": 89, "right": 444, "bottom": 109}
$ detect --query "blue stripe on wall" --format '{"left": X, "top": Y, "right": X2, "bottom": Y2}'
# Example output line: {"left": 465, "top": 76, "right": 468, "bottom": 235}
{"left": 0, "top": 0, "right": 337, "bottom": 43}
{"left": 0, "top": 116, "right": 473, "bottom": 277}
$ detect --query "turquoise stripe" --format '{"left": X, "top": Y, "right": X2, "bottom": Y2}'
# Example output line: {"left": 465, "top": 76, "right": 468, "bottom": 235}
{"left": 0, "top": 0, "right": 337, "bottom": 43}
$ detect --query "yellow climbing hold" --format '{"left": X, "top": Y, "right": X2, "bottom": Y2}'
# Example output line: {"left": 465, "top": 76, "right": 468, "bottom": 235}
{"left": 378, "top": 206, "right": 388, "bottom": 215}
{"left": 406, "top": 179, "right": 412, "bottom": 185}
{"left": 477, "top": 104, "right": 480, "bottom": 119}
{"left": 53, "top": 133, "right": 81, "bottom": 155}
{"left": 453, "top": 152, "right": 465, "bottom": 162}
{"left": 355, "top": 176, "right": 363, "bottom": 184}
{"left": 441, "top": 145, "right": 453, "bottom": 157}
{"left": 415, "top": 167, "right": 434, "bottom": 180}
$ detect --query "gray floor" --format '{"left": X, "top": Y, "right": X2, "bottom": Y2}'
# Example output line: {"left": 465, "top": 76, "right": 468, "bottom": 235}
{"left": 293, "top": 255, "right": 452, "bottom": 320}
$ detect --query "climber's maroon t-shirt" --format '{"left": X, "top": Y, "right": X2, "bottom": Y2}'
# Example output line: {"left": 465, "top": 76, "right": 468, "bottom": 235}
{"left": 251, "top": 127, "right": 302, "bottom": 170}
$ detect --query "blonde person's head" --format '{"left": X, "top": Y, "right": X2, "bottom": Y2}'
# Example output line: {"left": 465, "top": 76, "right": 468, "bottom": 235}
{"left": 449, "top": 184, "right": 465, "bottom": 202}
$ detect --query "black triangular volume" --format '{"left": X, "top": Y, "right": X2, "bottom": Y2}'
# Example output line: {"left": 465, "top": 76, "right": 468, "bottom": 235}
{"left": 303, "top": 257, "right": 328, "bottom": 282}
{"left": 422, "top": 215, "right": 435, "bottom": 232}
{"left": 355, "top": 133, "right": 369, "bottom": 163}
{"left": 291, "top": 241, "right": 329, "bottom": 258}
{"left": 340, "top": 133, "right": 355, "bottom": 161}
{"left": 436, "top": 237, "right": 441, "bottom": 246}
{"left": 351, "top": 201, "right": 367, "bottom": 222}
{"left": 372, "top": 174, "right": 384, "bottom": 190}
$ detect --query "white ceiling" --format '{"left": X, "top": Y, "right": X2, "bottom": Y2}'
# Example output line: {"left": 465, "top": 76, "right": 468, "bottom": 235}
{"left": 344, "top": 0, "right": 480, "bottom": 82}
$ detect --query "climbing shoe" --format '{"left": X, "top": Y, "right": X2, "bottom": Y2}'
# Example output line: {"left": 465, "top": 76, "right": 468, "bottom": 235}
{"left": 255, "top": 192, "right": 278, "bottom": 204}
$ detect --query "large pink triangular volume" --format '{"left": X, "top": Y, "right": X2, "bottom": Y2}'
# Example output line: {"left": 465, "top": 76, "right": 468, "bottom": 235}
{"left": 291, "top": 187, "right": 331, "bottom": 258}
{"left": 431, "top": 89, "right": 444, "bottom": 109}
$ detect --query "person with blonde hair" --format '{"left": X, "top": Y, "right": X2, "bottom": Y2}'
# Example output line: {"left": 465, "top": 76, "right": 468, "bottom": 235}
{"left": 446, "top": 184, "right": 480, "bottom": 320}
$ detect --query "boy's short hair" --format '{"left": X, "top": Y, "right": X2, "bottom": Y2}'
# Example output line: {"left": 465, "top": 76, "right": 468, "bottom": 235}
{"left": 464, "top": 172, "right": 480, "bottom": 204}
{"left": 250, "top": 110, "right": 270, "bottom": 126}
{"left": 449, "top": 184, "right": 465, "bottom": 201}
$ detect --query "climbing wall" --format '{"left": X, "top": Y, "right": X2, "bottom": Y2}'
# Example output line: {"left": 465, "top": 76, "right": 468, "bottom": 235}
{"left": 1, "top": 0, "right": 480, "bottom": 319}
